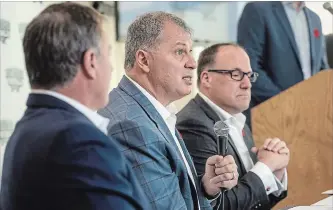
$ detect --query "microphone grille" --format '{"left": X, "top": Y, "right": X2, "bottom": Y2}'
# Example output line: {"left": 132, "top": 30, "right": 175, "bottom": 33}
{"left": 323, "top": 2, "right": 332, "bottom": 10}
{"left": 213, "top": 120, "right": 229, "bottom": 137}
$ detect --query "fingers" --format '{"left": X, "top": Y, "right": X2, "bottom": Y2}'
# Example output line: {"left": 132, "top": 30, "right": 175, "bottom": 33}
{"left": 264, "top": 137, "right": 280, "bottom": 150}
{"left": 215, "top": 155, "right": 235, "bottom": 168}
{"left": 271, "top": 141, "right": 286, "bottom": 152}
{"left": 206, "top": 155, "right": 223, "bottom": 166}
{"left": 210, "top": 176, "right": 238, "bottom": 189}
{"left": 251, "top": 147, "right": 258, "bottom": 153}
{"left": 210, "top": 171, "right": 239, "bottom": 185}
{"left": 215, "top": 163, "right": 238, "bottom": 175}
{"left": 278, "top": 147, "right": 290, "bottom": 155}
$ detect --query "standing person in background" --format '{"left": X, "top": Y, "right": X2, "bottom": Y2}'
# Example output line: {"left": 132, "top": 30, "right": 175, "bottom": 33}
{"left": 325, "top": 33, "right": 333, "bottom": 68}
{"left": 0, "top": 3, "right": 149, "bottom": 210}
{"left": 237, "top": 1, "right": 329, "bottom": 129}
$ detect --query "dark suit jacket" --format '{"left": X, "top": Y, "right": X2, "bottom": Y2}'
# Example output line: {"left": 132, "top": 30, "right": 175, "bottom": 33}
{"left": 0, "top": 93, "right": 148, "bottom": 210}
{"left": 325, "top": 33, "right": 333, "bottom": 68}
{"left": 98, "top": 76, "right": 216, "bottom": 210}
{"left": 176, "top": 94, "right": 287, "bottom": 210}
{"left": 237, "top": 1, "right": 329, "bottom": 128}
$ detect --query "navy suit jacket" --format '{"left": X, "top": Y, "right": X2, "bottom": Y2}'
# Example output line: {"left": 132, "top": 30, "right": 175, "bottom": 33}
{"left": 98, "top": 76, "right": 214, "bottom": 210}
{"left": 237, "top": 2, "right": 329, "bottom": 127}
{"left": 0, "top": 93, "right": 148, "bottom": 210}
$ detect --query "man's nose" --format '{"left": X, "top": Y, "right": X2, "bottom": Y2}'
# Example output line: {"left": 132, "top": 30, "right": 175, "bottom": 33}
{"left": 241, "top": 75, "right": 252, "bottom": 89}
{"left": 185, "top": 54, "right": 197, "bottom": 70}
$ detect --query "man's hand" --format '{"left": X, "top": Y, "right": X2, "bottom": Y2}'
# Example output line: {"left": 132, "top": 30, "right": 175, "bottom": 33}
{"left": 202, "top": 155, "right": 238, "bottom": 197}
{"left": 263, "top": 138, "right": 289, "bottom": 155}
{"left": 251, "top": 138, "right": 290, "bottom": 172}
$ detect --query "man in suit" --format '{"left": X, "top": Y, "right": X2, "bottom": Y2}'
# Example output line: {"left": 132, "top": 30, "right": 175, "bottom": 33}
{"left": 0, "top": 3, "right": 148, "bottom": 210}
{"left": 237, "top": 1, "right": 329, "bottom": 129}
{"left": 98, "top": 12, "right": 238, "bottom": 210}
{"left": 325, "top": 33, "right": 333, "bottom": 68}
{"left": 176, "top": 43, "right": 290, "bottom": 210}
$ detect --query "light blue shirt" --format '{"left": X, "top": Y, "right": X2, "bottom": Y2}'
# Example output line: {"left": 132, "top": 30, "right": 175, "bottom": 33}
{"left": 283, "top": 1, "right": 312, "bottom": 80}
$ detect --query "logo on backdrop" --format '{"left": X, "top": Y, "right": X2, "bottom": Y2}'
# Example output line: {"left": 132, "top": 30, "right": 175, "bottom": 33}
{"left": 5, "top": 68, "right": 24, "bottom": 92}
{"left": 0, "top": 19, "right": 10, "bottom": 44}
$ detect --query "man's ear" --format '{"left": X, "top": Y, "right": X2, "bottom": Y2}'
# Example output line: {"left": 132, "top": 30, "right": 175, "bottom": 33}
{"left": 200, "top": 70, "right": 211, "bottom": 88}
{"left": 82, "top": 49, "right": 98, "bottom": 79}
{"left": 136, "top": 49, "right": 150, "bottom": 73}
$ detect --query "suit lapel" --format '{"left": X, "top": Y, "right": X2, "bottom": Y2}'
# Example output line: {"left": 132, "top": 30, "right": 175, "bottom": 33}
{"left": 175, "top": 129, "right": 201, "bottom": 209}
{"left": 193, "top": 94, "right": 248, "bottom": 174}
{"left": 118, "top": 76, "right": 174, "bottom": 145}
{"left": 119, "top": 76, "right": 201, "bottom": 207}
{"left": 175, "top": 129, "right": 198, "bottom": 177}
{"left": 242, "top": 126, "right": 258, "bottom": 164}
{"left": 304, "top": 8, "right": 316, "bottom": 74}
{"left": 273, "top": 2, "right": 302, "bottom": 69}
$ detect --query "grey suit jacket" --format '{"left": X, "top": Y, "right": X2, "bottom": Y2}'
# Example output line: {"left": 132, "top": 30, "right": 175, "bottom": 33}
{"left": 98, "top": 76, "right": 215, "bottom": 210}
{"left": 176, "top": 94, "right": 287, "bottom": 210}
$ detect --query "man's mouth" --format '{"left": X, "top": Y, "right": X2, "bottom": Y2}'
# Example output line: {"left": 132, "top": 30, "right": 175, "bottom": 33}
{"left": 182, "top": 76, "right": 192, "bottom": 83}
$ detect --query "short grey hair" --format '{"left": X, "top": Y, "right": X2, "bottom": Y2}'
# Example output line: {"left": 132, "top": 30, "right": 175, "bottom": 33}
{"left": 124, "top": 11, "right": 192, "bottom": 70}
{"left": 23, "top": 2, "right": 105, "bottom": 89}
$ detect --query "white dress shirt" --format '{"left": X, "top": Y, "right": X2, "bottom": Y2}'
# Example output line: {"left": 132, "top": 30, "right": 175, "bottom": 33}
{"left": 30, "top": 89, "right": 110, "bottom": 135}
{"left": 199, "top": 92, "right": 288, "bottom": 196}
{"left": 283, "top": 1, "right": 312, "bottom": 80}
{"left": 125, "top": 75, "right": 202, "bottom": 208}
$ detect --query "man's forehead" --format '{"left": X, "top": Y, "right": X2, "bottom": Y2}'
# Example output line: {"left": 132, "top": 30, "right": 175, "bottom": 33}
{"left": 161, "top": 22, "right": 192, "bottom": 45}
{"left": 214, "top": 46, "right": 251, "bottom": 72}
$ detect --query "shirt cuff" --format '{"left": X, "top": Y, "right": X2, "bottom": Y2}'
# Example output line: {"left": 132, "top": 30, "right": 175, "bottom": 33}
{"left": 250, "top": 161, "right": 279, "bottom": 195}
{"left": 208, "top": 191, "right": 221, "bottom": 202}
{"left": 272, "top": 168, "right": 288, "bottom": 196}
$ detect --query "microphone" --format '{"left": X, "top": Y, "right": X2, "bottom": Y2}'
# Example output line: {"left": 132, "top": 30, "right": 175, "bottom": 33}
{"left": 213, "top": 120, "right": 229, "bottom": 210}
{"left": 323, "top": 2, "right": 333, "bottom": 15}
{"left": 213, "top": 121, "right": 229, "bottom": 156}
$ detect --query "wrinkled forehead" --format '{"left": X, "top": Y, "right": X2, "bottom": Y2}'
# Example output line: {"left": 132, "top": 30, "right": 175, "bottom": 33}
{"left": 214, "top": 46, "right": 252, "bottom": 72}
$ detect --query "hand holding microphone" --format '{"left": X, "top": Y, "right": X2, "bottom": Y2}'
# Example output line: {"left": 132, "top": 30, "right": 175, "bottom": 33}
{"left": 201, "top": 121, "right": 238, "bottom": 197}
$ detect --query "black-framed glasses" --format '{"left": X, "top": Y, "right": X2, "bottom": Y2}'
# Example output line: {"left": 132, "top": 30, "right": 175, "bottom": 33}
{"left": 208, "top": 69, "right": 259, "bottom": 83}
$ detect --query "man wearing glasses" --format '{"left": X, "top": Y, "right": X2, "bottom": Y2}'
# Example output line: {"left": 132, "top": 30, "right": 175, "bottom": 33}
{"left": 176, "top": 43, "right": 289, "bottom": 209}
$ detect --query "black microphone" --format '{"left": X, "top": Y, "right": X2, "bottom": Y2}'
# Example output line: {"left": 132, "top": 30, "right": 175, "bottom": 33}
{"left": 213, "top": 121, "right": 229, "bottom": 156}
{"left": 323, "top": 2, "right": 333, "bottom": 15}
{"left": 213, "top": 121, "right": 230, "bottom": 210}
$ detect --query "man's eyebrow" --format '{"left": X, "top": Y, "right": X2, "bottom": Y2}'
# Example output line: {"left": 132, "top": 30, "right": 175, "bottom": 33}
{"left": 175, "top": 42, "right": 187, "bottom": 46}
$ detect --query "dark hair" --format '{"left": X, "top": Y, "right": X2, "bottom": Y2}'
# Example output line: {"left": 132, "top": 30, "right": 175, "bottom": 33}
{"left": 23, "top": 2, "right": 104, "bottom": 89}
{"left": 124, "top": 11, "right": 192, "bottom": 70}
{"left": 197, "top": 43, "right": 243, "bottom": 86}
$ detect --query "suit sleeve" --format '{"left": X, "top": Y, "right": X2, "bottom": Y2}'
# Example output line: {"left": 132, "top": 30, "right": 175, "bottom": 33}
{"left": 177, "top": 118, "right": 272, "bottom": 210}
{"left": 108, "top": 120, "right": 188, "bottom": 210}
{"left": 48, "top": 123, "right": 147, "bottom": 210}
{"left": 320, "top": 29, "right": 330, "bottom": 70}
{"left": 237, "top": 3, "right": 281, "bottom": 103}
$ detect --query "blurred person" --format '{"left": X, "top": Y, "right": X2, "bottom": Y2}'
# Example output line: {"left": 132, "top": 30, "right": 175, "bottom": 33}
{"left": 98, "top": 12, "right": 238, "bottom": 210}
{"left": 237, "top": 1, "right": 329, "bottom": 129}
{"left": 0, "top": 3, "right": 149, "bottom": 210}
{"left": 176, "top": 43, "right": 289, "bottom": 210}
{"left": 325, "top": 33, "right": 333, "bottom": 68}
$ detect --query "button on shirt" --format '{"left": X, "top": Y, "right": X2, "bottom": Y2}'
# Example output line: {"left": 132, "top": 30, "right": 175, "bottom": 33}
{"left": 199, "top": 92, "right": 288, "bottom": 196}
{"left": 125, "top": 75, "right": 201, "bottom": 209}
